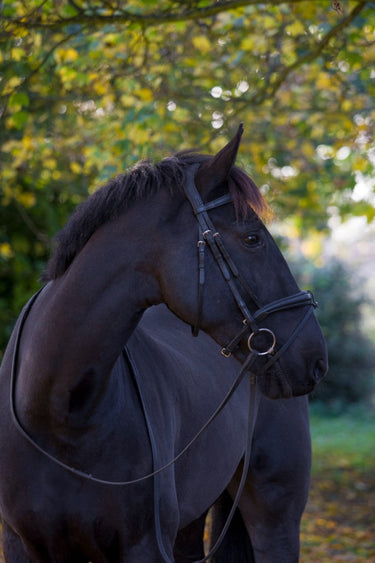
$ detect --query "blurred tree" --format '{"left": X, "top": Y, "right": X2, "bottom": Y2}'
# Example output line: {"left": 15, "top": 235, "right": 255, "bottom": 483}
{"left": 1, "top": 0, "right": 374, "bottom": 354}
{"left": 293, "top": 258, "right": 375, "bottom": 409}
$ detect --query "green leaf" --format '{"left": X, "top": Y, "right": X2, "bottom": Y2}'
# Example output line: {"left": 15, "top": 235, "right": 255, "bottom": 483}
{"left": 8, "top": 91, "right": 30, "bottom": 108}
{"left": 9, "top": 110, "right": 28, "bottom": 129}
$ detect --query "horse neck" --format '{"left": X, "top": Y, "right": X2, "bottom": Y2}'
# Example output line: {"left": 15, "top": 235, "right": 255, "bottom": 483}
{"left": 16, "top": 214, "right": 162, "bottom": 438}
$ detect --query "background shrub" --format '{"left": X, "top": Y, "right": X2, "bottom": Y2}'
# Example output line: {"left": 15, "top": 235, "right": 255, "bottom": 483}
{"left": 292, "top": 258, "right": 375, "bottom": 411}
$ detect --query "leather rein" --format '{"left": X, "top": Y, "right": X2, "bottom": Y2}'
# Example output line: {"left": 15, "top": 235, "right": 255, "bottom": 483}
{"left": 9, "top": 167, "right": 317, "bottom": 562}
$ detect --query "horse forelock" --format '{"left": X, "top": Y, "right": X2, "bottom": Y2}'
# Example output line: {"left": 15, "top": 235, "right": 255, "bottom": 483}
{"left": 42, "top": 153, "right": 267, "bottom": 281}
{"left": 228, "top": 167, "right": 269, "bottom": 221}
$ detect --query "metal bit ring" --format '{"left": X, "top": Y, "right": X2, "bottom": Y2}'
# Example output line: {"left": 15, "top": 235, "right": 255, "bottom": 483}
{"left": 248, "top": 328, "right": 276, "bottom": 356}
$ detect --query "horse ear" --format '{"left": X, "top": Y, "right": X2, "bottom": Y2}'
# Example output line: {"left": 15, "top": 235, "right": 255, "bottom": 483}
{"left": 195, "top": 123, "right": 244, "bottom": 197}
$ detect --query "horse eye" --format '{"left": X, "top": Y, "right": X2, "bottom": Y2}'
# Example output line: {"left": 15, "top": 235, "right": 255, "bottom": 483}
{"left": 243, "top": 234, "right": 261, "bottom": 247}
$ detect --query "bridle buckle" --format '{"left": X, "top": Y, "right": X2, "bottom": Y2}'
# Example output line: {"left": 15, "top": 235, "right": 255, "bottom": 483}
{"left": 220, "top": 347, "right": 232, "bottom": 358}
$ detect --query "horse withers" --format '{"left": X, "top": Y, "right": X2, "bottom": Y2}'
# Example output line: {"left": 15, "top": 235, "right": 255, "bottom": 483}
{"left": 0, "top": 125, "right": 327, "bottom": 562}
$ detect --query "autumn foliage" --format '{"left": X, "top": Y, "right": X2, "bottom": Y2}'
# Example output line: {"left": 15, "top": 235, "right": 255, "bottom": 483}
{"left": 1, "top": 1, "right": 374, "bottom": 355}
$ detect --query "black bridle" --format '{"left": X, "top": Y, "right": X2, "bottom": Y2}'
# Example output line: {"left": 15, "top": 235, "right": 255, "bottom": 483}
{"left": 183, "top": 166, "right": 317, "bottom": 362}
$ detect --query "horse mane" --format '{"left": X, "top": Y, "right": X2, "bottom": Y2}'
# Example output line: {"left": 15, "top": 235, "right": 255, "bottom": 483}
{"left": 43, "top": 152, "right": 268, "bottom": 281}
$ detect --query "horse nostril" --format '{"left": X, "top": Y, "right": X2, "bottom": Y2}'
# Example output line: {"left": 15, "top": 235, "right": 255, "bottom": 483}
{"left": 314, "top": 359, "right": 327, "bottom": 382}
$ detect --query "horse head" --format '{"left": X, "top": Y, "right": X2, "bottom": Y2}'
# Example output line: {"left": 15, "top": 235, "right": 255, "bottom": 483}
{"left": 157, "top": 125, "right": 327, "bottom": 398}
{"left": 40, "top": 124, "right": 327, "bottom": 400}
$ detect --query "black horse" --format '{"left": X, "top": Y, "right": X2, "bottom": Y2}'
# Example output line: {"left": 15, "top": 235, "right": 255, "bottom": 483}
{"left": 0, "top": 125, "right": 327, "bottom": 562}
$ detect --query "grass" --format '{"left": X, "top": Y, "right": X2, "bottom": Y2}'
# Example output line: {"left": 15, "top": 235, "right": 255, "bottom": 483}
{"left": 301, "top": 406, "right": 375, "bottom": 562}
{"left": 309, "top": 406, "right": 375, "bottom": 472}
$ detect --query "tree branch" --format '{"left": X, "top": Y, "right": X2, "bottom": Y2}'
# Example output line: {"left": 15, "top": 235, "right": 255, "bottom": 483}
{"left": 2, "top": 0, "right": 338, "bottom": 30}
{"left": 247, "top": 1, "right": 369, "bottom": 105}
{"left": 0, "top": 32, "right": 80, "bottom": 124}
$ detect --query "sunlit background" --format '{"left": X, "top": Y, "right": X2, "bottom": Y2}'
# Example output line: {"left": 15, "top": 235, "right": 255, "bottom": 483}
{"left": 1, "top": 1, "right": 374, "bottom": 560}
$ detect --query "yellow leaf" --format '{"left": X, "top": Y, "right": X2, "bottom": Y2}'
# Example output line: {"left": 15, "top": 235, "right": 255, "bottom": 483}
{"left": 70, "top": 161, "right": 82, "bottom": 174}
{"left": 13, "top": 27, "right": 28, "bottom": 38}
{"left": 102, "top": 93, "right": 115, "bottom": 106}
{"left": 316, "top": 73, "right": 332, "bottom": 89}
{"left": 0, "top": 243, "right": 14, "bottom": 259}
{"left": 240, "top": 37, "right": 254, "bottom": 50}
{"left": 18, "top": 192, "right": 36, "bottom": 208}
{"left": 62, "top": 48, "right": 79, "bottom": 62}
{"left": 120, "top": 94, "right": 137, "bottom": 106}
{"left": 34, "top": 33, "right": 42, "bottom": 49}
{"left": 2, "top": 76, "right": 22, "bottom": 95}
{"left": 192, "top": 35, "right": 211, "bottom": 53}
{"left": 59, "top": 67, "right": 77, "bottom": 83}
{"left": 44, "top": 158, "right": 57, "bottom": 170}
{"left": 11, "top": 47, "right": 25, "bottom": 62}
{"left": 137, "top": 88, "right": 153, "bottom": 102}
{"left": 285, "top": 21, "right": 305, "bottom": 36}
{"left": 302, "top": 141, "right": 315, "bottom": 158}
{"left": 1, "top": 168, "right": 16, "bottom": 182}
{"left": 93, "top": 82, "right": 107, "bottom": 96}
{"left": 128, "top": 127, "right": 150, "bottom": 144}
{"left": 22, "top": 136, "right": 33, "bottom": 150}
{"left": 353, "top": 156, "right": 369, "bottom": 172}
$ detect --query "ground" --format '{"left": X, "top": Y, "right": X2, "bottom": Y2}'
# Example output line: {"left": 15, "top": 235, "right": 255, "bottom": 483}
{"left": 301, "top": 466, "right": 375, "bottom": 561}
{"left": 300, "top": 409, "right": 375, "bottom": 562}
